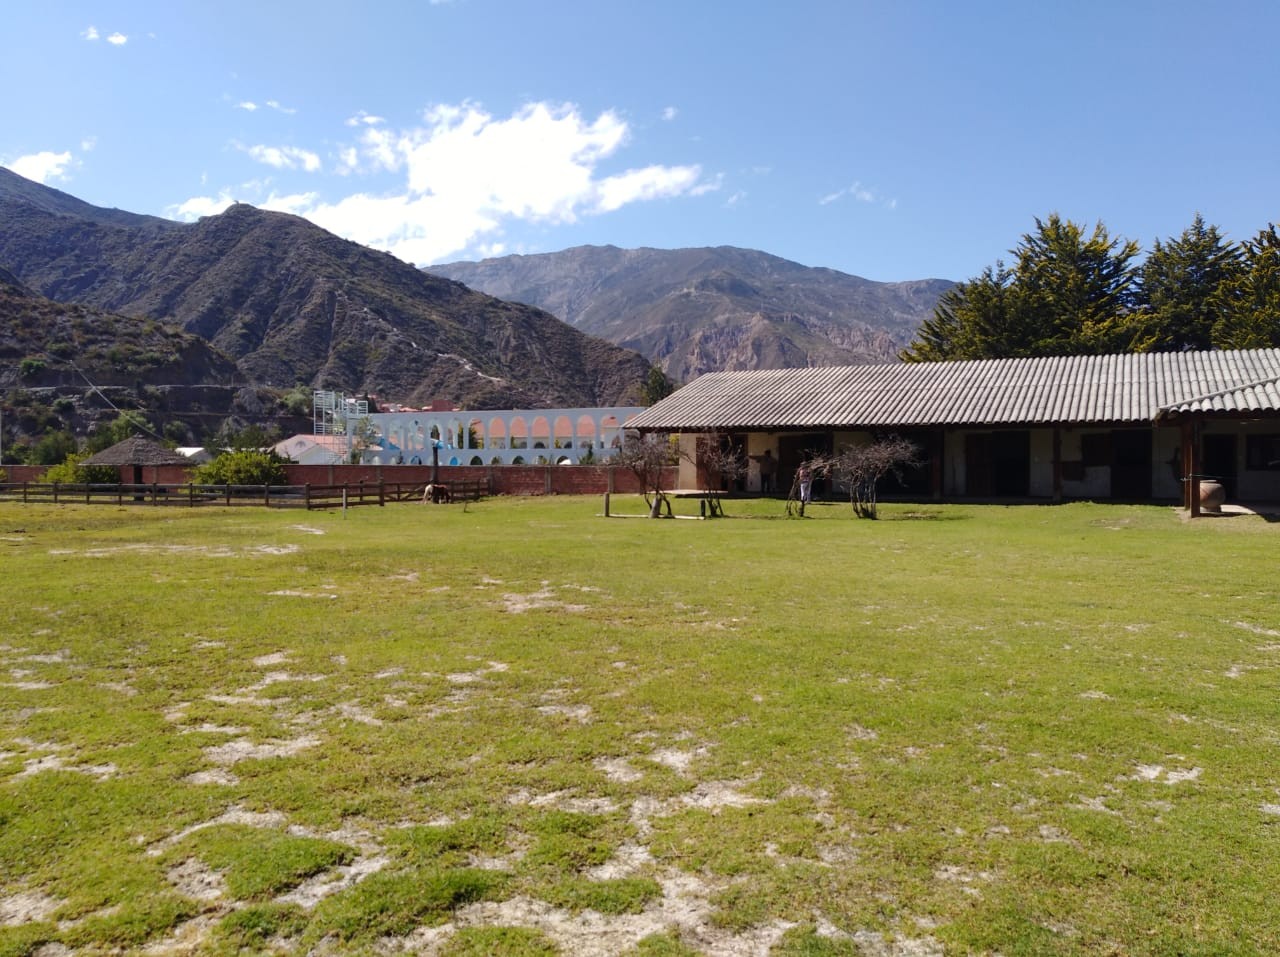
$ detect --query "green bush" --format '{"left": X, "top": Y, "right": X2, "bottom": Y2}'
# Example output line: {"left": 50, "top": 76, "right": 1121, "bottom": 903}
{"left": 40, "top": 452, "right": 117, "bottom": 484}
{"left": 30, "top": 430, "right": 78, "bottom": 466}
{"left": 193, "top": 449, "right": 288, "bottom": 486}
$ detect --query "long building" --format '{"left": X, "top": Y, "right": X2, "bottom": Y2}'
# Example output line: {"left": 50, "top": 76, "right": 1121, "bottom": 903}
{"left": 627, "top": 349, "right": 1280, "bottom": 511}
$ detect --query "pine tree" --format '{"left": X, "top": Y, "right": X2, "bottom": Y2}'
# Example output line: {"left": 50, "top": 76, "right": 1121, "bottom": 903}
{"left": 1013, "top": 215, "right": 1140, "bottom": 355}
{"left": 1134, "top": 214, "right": 1241, "bottom": 351}
{"left": 1212, "top": 224, "right": 1280, "bottom": 349}
{"left": 901, "top": 263, "right": 1020, "bottom": 361}
{"left": 902, "top": 215, "right": 1140, "bottom": 361}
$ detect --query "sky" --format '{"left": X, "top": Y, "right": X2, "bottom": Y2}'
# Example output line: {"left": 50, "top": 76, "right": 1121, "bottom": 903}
{"left": 3, "top": 1, "right": 1278, "bottom": 283}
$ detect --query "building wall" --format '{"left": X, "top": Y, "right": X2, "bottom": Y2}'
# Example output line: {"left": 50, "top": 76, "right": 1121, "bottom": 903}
{"left": 1029, "top": 430, "right": 1055, "bottom": 497}
{"left": 692, "top": 422, "right": 1280, "bottom": 504}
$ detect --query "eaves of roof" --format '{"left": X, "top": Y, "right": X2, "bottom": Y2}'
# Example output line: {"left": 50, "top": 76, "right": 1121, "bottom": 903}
{"left": 627, "top": 349, "right": 1280, "bottom": 432}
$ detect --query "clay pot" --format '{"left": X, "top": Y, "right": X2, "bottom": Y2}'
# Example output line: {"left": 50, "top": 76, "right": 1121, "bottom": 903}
{"left": 1198, "top": 479, "right": 1226, "bottom": 513}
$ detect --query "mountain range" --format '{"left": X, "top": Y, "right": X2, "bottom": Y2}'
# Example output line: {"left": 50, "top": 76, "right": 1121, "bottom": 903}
{"left": 431, "top": 246, "right": 953, "bottom": 382}
{"left": 0, "top": 167, "right": 951, "bottom": 450}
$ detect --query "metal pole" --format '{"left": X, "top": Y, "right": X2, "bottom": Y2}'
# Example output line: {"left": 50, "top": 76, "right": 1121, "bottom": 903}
{"left": 431, "top": 442, "right": 439, "bottom": 484}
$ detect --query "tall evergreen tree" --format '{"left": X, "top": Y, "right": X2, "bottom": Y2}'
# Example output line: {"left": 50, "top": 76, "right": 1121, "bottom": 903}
{"left": 901, "top": 263, "right": 1019, "bottom": 361}
{"left": 1013, "top": 215, "right": 1140, "bottom": 355}
{"left": 1134, "top": 214, "right": 1241, "bottom": 351}
{"left": 1212, "top": 224, "right": 1280, "bottom": 349}
{"left": 902, "top": 215, "right": 1140, "bottom": 361}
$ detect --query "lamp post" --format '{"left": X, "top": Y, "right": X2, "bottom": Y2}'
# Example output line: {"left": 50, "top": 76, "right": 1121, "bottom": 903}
{"left": 431, "top": 439, "right": 440, "bottom": 485}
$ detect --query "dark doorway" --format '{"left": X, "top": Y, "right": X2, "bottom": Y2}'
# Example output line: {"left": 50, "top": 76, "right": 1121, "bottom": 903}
{"left": 991, "top": 431, "right": 1031, "bottom": 496}
{"left": 965, "top": 434, "right": 992, "bottom": 496}
{"left": 1111, "top": 429, "right": 1152, "bottom": 501}
{"left": 965, "top": 431, "right": 1030, "bottom": 497}
{"left": 879, "top": 430, "right": 937, "bottom": 497}
{"left": 779, "top": 432, "right": 832, "bottom": 498}
{"left": 1202, "top": 434, "right": 1238, "bottom": 499}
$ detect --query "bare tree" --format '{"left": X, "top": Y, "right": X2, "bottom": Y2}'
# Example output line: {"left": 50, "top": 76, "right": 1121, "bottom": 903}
{"left": 685, "top": 431, "right": 747, "bottom": 517}
{"left": 615, "top": 431, "right": 678, "bottom": 517}
{"left": 831, "top": 436, "right": 921, "bottom": 519}
{"left": 784, "top": 452, "right": 829, "bottom": 518}
{"left": 784, "top": 437, "right": 919, "bottom": 519}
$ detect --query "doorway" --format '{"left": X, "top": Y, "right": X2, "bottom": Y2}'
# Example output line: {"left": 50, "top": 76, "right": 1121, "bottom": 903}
{"left": 1110, "top": 429, "right": 1152, "bottom": 501}
{"left": 966, "top": 431, "right": 1030, "bottom": 497}
{"left": 1202, "top": 434, "right": 1237, "bottom": 499}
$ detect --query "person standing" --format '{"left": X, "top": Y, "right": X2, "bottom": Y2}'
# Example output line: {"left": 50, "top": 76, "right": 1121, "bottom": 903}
{"left": 759, "top": 449, "right": 776, "bottom": 493}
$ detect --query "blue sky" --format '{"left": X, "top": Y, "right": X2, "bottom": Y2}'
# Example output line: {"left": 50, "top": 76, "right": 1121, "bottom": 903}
{"left": 3, "top": 1, "right": 1278, "bottom": 283}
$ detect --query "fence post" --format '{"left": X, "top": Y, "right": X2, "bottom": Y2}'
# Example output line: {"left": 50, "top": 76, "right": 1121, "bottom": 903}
{"left": 225, "top": 484, "right": 231, "bottom": 505}
{"left": 188, "top": 483, "right": 194, "bottom": 507}
{"left": 264, "top": 484, "right": 271, "bottom": 507}
{"left": 305, "top": 484, "right": 312, "bottom": 509}
{"left": 378, "top": 481, "right": 385, "bottom": 506}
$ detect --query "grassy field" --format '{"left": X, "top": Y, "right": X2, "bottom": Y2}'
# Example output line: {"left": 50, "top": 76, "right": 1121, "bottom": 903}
{"left": 1, "top": 496, "right": 1278, "bottom": 956}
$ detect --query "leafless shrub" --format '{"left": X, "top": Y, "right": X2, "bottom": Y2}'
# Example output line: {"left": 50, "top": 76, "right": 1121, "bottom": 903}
{"left": 785, "top": 436, "right": 920, "bottom": 519}
{"left": 686, "top": 431, "right": 747, "bottom": 517}
{"left": 832, "top": 435, "right": 921, "bottom": 519}
{"left": 615, "top": 431, "right": 678, "bottom": 517}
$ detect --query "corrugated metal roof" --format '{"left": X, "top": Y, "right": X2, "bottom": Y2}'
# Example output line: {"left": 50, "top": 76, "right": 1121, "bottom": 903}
{"left": 627, "top": 349, "right": 1280, "bottom": 432}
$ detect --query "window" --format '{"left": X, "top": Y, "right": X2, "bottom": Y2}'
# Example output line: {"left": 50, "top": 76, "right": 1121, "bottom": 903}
{"left": 1245, "top": 435, "right": 1280, "bottom": 471}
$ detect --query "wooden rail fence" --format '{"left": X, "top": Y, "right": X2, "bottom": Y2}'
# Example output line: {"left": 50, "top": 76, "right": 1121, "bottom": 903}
{"left": 0, "top": 480, "right": 491, "bottom": 509}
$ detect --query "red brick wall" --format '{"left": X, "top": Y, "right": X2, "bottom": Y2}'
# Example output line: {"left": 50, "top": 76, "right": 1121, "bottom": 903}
{"left": 283, "top": 463, "right": 675, "bottom": 495}
{"left": 4, "top": 465, "right": 47, "bottom": 482}
{"left": 2, "top": 461, "right": 676, "bottom": 496}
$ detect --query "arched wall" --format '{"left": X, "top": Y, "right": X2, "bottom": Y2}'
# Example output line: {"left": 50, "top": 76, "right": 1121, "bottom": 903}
{"left": 354, "top": 406, "right": 644, "bottom": 466}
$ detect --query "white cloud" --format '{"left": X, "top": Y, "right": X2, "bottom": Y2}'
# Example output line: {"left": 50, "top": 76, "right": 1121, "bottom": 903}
{"left": 820, "top": 180, "right": 891, "bottom": 208}
{"left": 265, "top": 100, "right": 297, "bottom": 115}
{"left": 261, "top": 191, "right": 322, "bottom": 216}
{"left": 594, "top": 165, "right": 702, "bottom": 213}
{"left": 168, "top": 191, "right": 237, "bottom": 220}
{"left": 236, "top": 101, "right": 258, "bottom": 112}
{"left": 80, "top": 136, "right": 97, "bottom": 152}
{"left": 345, "top": 111, "right": 385, "bottom": 128}
{"left": 175, "top": 100, "right": 708, "bottom": 265}
{"left": 662, "top": 106, "right": 678, "bottom": 121}
{"left": 241, "top": 144, "right": 322, "bottom": 172}
{"left": 84, "top": 26, "right": 129, "bottom": 46}
{"left": 9, "top": 151, "right": 75, "bottom": 184}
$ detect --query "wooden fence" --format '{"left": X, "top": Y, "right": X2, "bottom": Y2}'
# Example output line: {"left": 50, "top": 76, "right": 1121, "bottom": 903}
{"left": 0, "top": 479, "right": 491, "bottom": 510}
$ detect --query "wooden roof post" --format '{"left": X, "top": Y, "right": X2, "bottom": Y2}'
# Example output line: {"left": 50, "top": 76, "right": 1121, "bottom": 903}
{"left": 1052, "top": 426, "right": 1063, "bottom": 503}
{"left": 932, "top": 428, "right": 944, "bottom": 501}
{"left": 1183, "top": 417, "right": 1199, "bottom": 517}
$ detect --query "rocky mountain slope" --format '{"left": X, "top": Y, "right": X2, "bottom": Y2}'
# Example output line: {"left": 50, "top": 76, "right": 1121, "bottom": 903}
{"left": 431, "top": 245, "right": 953, "bottom": 382}
{"left": 0, "top": 168, "right": 654, "bottom": 415}
{"left": 0, "top": 265, "right": 254, "bottom": 443}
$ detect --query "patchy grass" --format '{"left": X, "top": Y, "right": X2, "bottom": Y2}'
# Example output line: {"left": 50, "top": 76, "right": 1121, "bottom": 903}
{"left": 1, "top": 497, "right": 1279, "bottom": 953}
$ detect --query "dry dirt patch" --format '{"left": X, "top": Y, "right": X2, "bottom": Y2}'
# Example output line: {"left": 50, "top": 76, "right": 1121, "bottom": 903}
{"left": 0, "top": 890, "right": 63, "bottom": 926}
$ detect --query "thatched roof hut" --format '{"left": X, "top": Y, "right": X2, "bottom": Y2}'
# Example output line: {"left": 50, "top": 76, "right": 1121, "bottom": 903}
{"left": 84, "top": 436, "right": 190, "bottom": 483}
